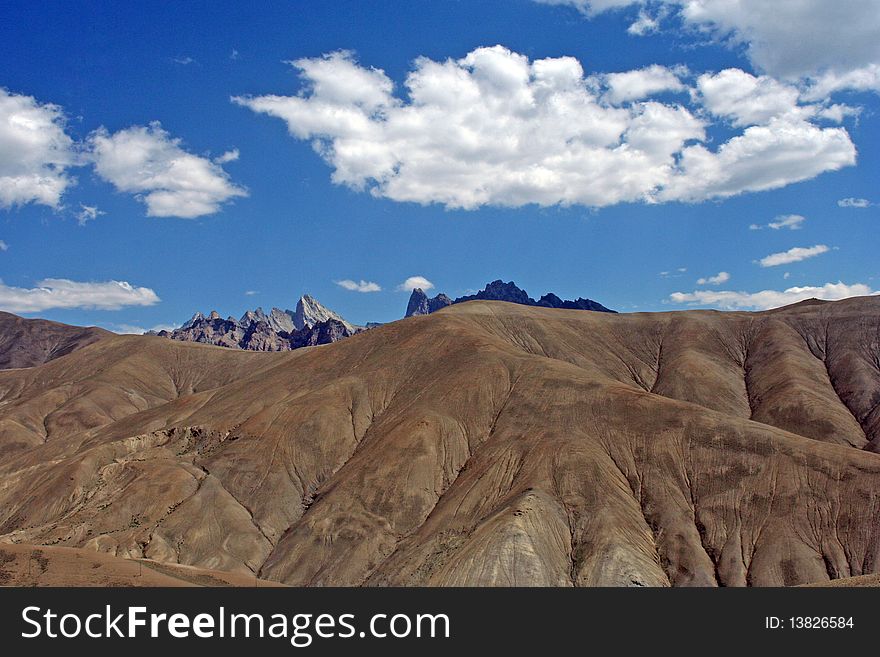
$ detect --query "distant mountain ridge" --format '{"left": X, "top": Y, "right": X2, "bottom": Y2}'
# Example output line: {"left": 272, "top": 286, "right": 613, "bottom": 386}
{"left": 154, "top": 295, "right": 360, "bottom": 351}
{"left": 405, "top": 279, "right": 614, "bottom": 317}
{"left": 0, "top": 311, "right": 112, "bottom": 370}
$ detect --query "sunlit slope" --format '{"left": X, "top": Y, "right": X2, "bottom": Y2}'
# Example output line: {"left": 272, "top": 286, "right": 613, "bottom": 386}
{"left": 1, "top": 297, "right": 879, "bottom": 586}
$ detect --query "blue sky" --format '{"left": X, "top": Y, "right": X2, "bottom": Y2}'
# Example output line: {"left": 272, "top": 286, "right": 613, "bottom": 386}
{"left": 1, "top": 0, "right": 878, "bottom": 331}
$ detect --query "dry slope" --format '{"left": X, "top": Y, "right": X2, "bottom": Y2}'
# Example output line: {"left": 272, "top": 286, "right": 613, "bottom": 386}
{"left": 0, "top": 297, "right": 879, "bottom": 586}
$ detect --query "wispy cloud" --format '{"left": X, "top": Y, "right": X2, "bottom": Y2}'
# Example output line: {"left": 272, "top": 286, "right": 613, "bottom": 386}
{"left": 76, "top": 203, "right": 105, "bottom": 226}
{"left": 671, "top": 282, "right": 876, "bottom": 311}
{"left": 0, "top": 240, "right": 7, "bottom": 252}
{"left": 336, "top": 279, "right": 382, "bottom": 293}
{"left": 172, "top": 56, "right": 196, "bottom": 66}
{"left": 759, "top": 244, "right": 829, "bottom": 267}
{"left": 0, "top": 278, "right": 160, "bottom": 313}
{"left": 750, "top": 214, "right": 806, "bottom": 231}
{"left": 696, "top": 271, "right": 730, "bottom": 285}
{"left": 838, "top": 197, "right": 872, "bottom": 208}
{"left": 244, "top": 290, "right": 259, "bottom": 296}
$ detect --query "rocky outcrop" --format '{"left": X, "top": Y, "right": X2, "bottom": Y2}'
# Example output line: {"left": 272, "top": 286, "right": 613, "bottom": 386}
{"left": 155, "top": 296, "right": 360, "bottom": 352}
{"left": 405, "top": 280, "right": 614, "bottom": 318}
{"left": 405, "top": 288, "right": 454, "bottom": 317}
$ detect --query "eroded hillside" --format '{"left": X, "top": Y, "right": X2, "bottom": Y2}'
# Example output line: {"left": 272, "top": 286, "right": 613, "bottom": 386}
{"left": 1, "top": 298, "right": 879, "bottom": 586}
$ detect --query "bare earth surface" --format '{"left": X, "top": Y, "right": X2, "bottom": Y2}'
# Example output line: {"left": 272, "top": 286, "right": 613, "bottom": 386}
{"left": 0, "top": 311, "right": 112, "bottom": 371}
{"left": 1, "top": 297, "right": 879, "bottom": 586}
{"left": 0, "top": 543, "right": 283, "bottom": 586}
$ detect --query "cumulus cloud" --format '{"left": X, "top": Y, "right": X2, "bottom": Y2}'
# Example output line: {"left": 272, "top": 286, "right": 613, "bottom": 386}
{"left": 536, "top": 1, "right": 880, "bottom": 91}
{"left": 838, "top": 197, "right": 872, "bottom": 208}
{"left": 0, "top": 278, "right": 160, "bottom": 313}
{"left": 398, "top": 276, "right": 434, "bottom": 292}
{"left": 695, "top": 69, "right": 804, "bottom": 127}
{"left": 603, "top": 65, "right": 685, "bottom": 104}
{"left": 336, "top": 279, "right": 382, "bottom": 293}
{"left": 89, "top": 122, "right": 247, "bottom": 218}
{"left": 750, "top": 214, "right": 806, "bottom": 231}
{"left": 0, "top": 88, "right": 76, "bottom": 210}
{"left": 696, "top": 271, "right": 729, "bottom": 285}
{"left": 234, "top": 47, "right": 855, "bottom": 210}
{"left": 670, "top": 281, "right": 876, "bottom": 311}
{"left": 758, "top": 244, "right": 829, "bottom": 267}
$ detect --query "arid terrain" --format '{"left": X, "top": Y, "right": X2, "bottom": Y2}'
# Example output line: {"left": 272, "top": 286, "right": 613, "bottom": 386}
{"left": 1, "top": 297, "right": 879, "bottom": 586}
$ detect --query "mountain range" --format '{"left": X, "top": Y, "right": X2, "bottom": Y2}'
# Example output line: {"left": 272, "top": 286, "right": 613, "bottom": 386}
{"left": 1, "top": 295, "right": 879, "bottom": 586}
{"left": 151, "top": 281, "right": 613, "bottom": 354}
{"left": 405, "top": 279, "right": 615, "bottom": 317}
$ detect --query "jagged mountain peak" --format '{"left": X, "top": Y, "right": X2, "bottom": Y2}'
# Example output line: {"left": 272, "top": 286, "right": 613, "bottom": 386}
{"left": 294, "top": 294, "right": 355, "bottom": 332}
{"left": 406, "top": 288, "right": 454, "bottom": 317}
{"left": 405, "top": 279, "right": 615, "bottom": 318}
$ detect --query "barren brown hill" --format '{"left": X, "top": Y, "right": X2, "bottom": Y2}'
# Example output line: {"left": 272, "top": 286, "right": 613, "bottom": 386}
{"left": 1, "top": 297, "right": 879, "bottom": 586}
{"left": 0, "top": 311, "right": 112, "bottom": 370}
{"left": 0, "top": 543, "right": 284, "bottom": 586}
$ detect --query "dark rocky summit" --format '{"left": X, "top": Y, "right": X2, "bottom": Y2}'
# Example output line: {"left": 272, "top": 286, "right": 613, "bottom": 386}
{"left": 154, "top": 295, "right": 362, "bottom": 351}
{"left": 405, "top": 279, "right": 614, "bottom": 318}
{"left": 405, "top": 288, "right": 454, "bottom": 317}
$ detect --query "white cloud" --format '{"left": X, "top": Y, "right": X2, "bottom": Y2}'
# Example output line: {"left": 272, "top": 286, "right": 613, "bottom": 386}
{"left": 235, "top": 48, "right": 855, "bottom": 210}
{"left": 627, "top": 9, "right": 663, "bottom": 35}
{"left": 89, "top": 122, "right": 247, "bottom": 218}
{"left": 336, "top": 279, "right": 382, "bottom": 293}
{"left": 768, "top": 214, "right": 806, "bottom": 230}
{"left": 838, "top": 197, "right": 872, "bottom": 208}
{"left": 244, "top": 290, "right": 259, "bottom": 296}
{"left": 670, "top": 281, "right": 876, "bottom": 311}
{"left": 76, "top": 203, "right": 105, "bottom": 226}
{"left": 0, "top": 278, "right": 160, "bottom": 313}
{"left": 751, "top": 214, "right": 806, "bottom": 231}
{"left": 783, "top": 272, "right": 791, "bottom": 280}
{"left": 759, "top": 244, "right": 829, "bottom": 268}
{"left": 537, "top": 1, "right": 880, "bottom": 90}
{"left": 214, "top": 148, "right": 239, "bottom": 164}
{"left": 695, "top": 69, "right": 803, "bottom": 127}
{"left": 398, "top": 276, "right": 434, "bottom": 292}
{"left": 656, "top": 117, "right": 855, "bottom": 203}
{"left": 0, "top": 240, "right": 7, "bottom": 251}
{"left": 0, "top": 88, "right": 76, "bottom": 210}
{"left": 172, "top": 56, "right": 196, "bottom": 66}
{"left": 603, "top": 64, "right": 685, "bottom": 104}
{"left": 696, "top": 271, "right": 730, "bottom": 285}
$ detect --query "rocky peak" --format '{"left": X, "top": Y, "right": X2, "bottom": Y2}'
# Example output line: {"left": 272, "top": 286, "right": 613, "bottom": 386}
{"left": 406, "top": 288, "right": 454, "bottom": 317}
{"left": 294, "top": 294, "right": 355, "bottom": 332}
{"left": 455, "top": 280, "right": 534, "bottom": 305}
{"left": 182, "top": 312, "right": 205, "bottom": 330}
{"left": 404, "top": 279, "right": 615, "bottom": 318}
{"left": 267, "top": 307, "right": 295, "bottom": 334}
{"left": 208, "top": 311, "right": 221, "bottom": 320}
